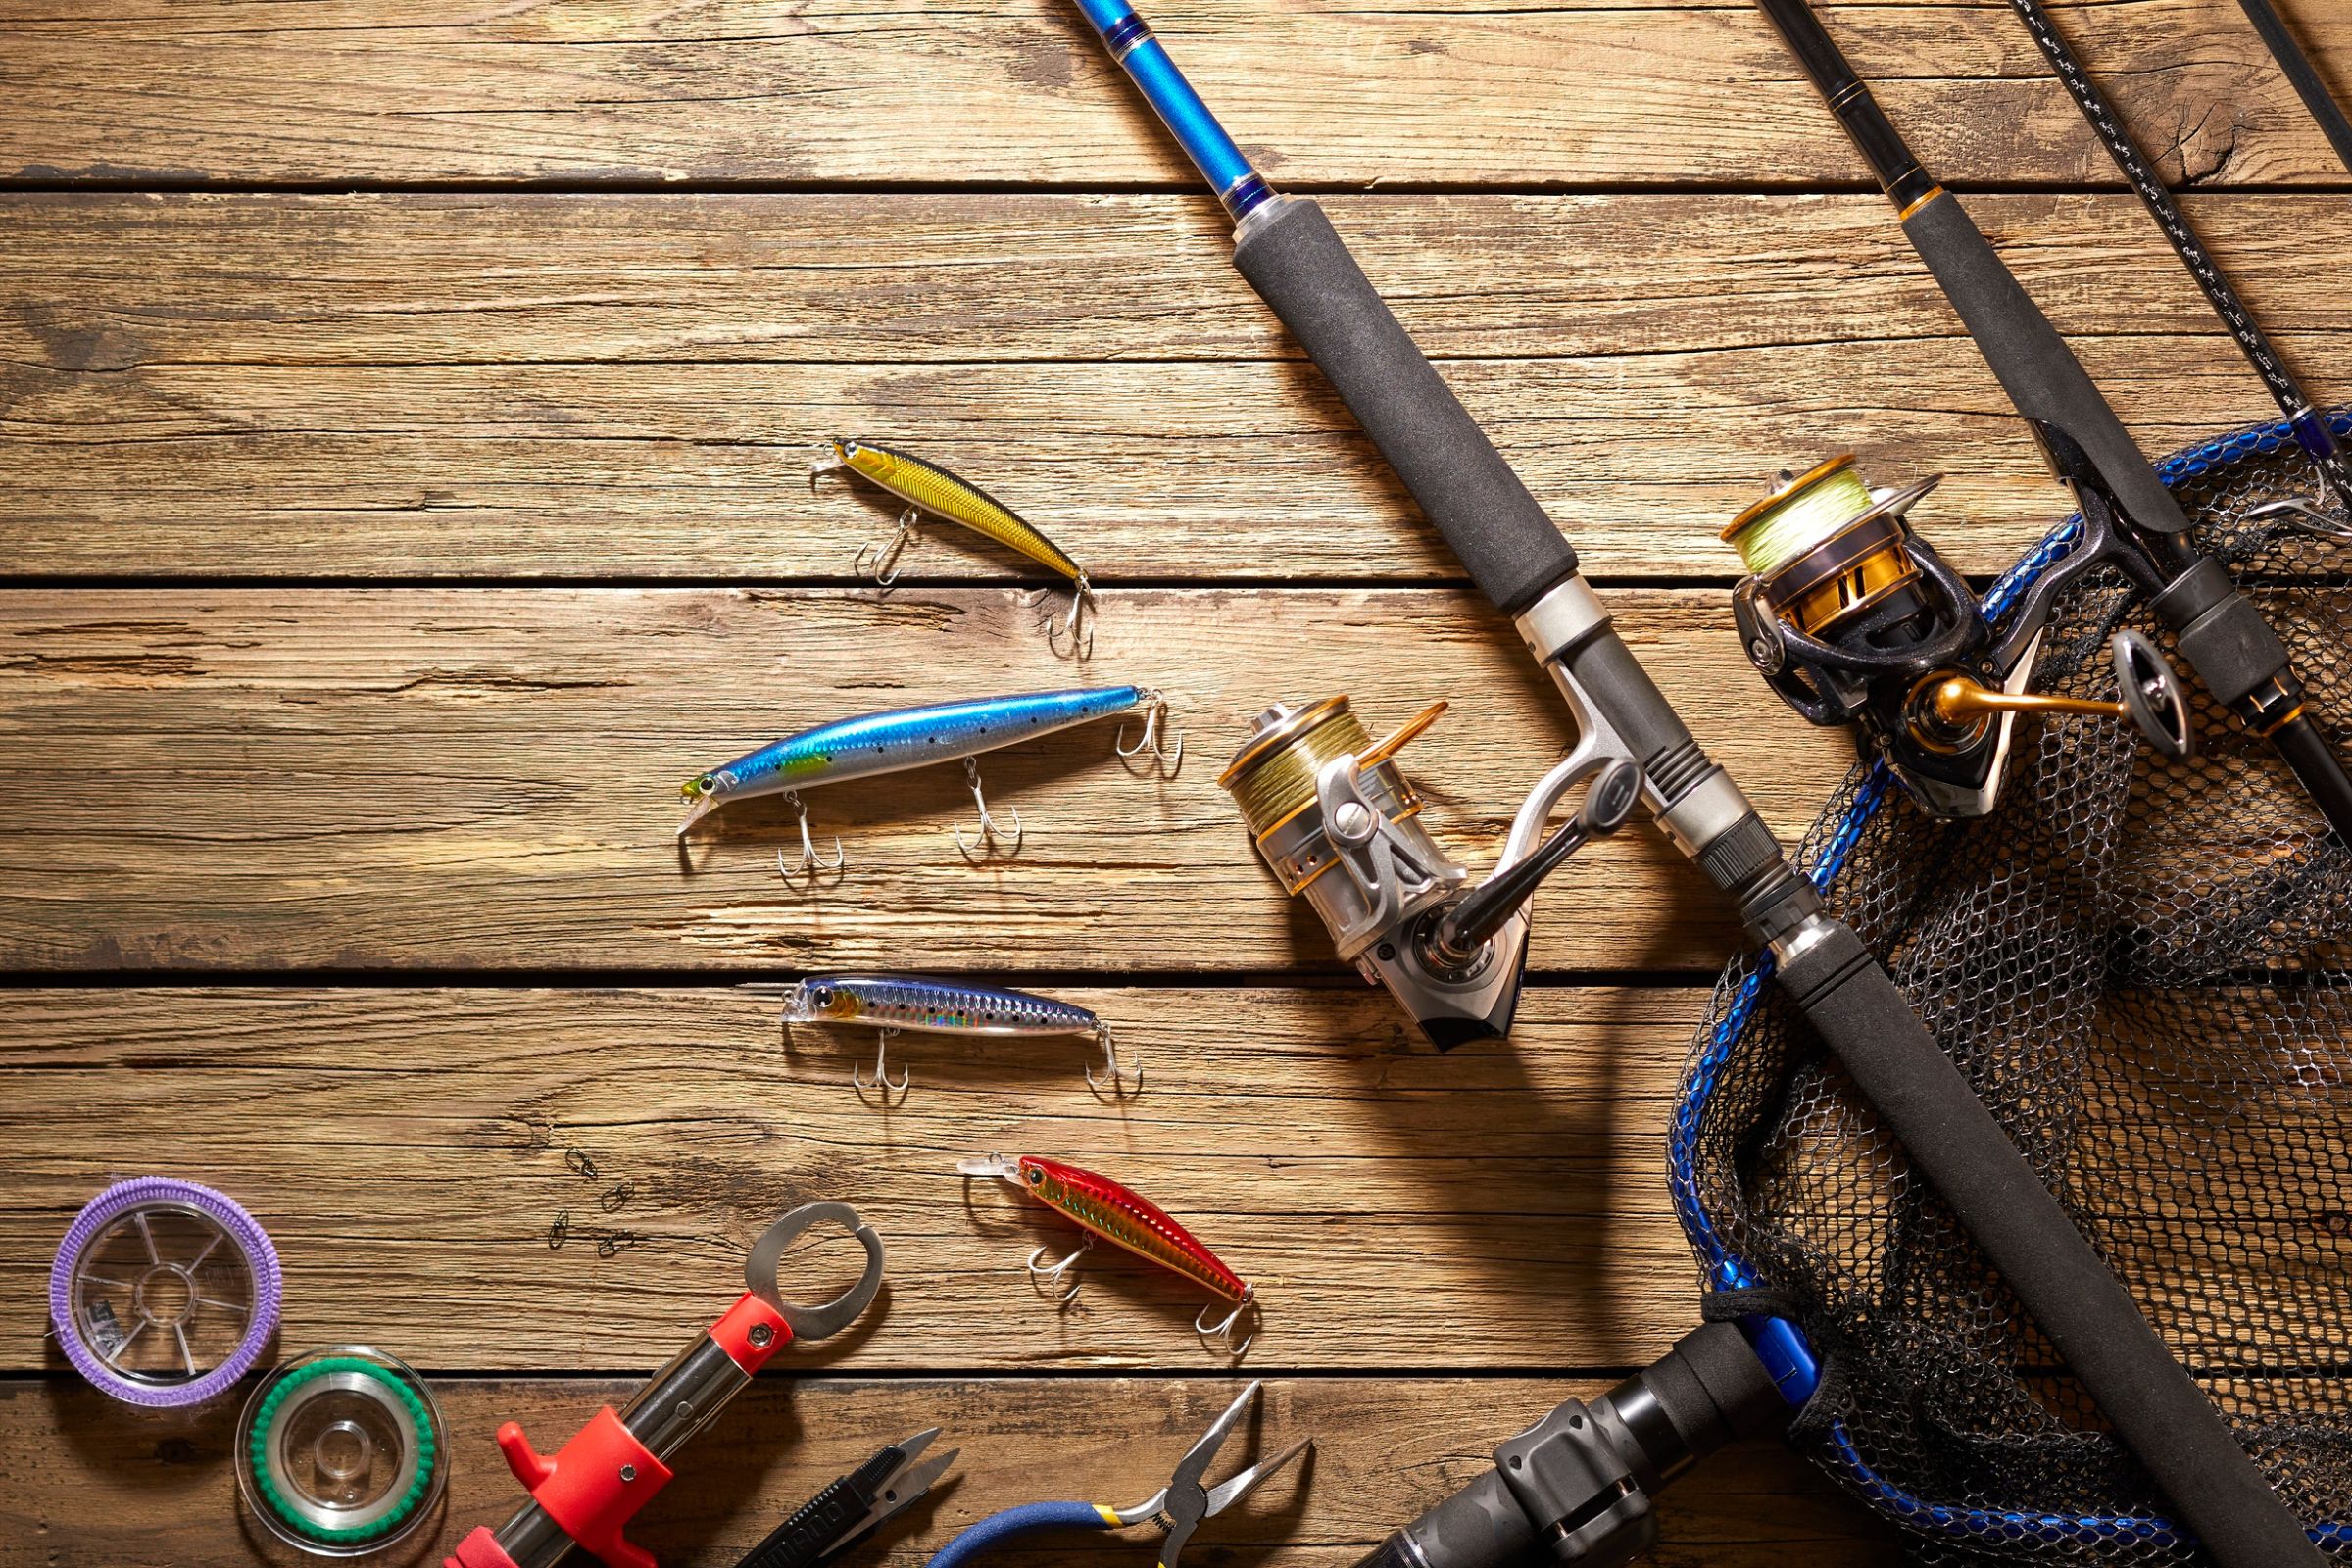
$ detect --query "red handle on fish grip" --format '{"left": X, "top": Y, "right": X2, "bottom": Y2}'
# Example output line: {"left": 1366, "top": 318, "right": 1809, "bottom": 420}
{"left": 487, "top": 1406, "right": 676, "bottom": 1568}
{"left": 446, "top": 1527, "right": 522, "bottom": 1568}
{"left": 710, "top": 1289, "right": 793, "bottom": 1372}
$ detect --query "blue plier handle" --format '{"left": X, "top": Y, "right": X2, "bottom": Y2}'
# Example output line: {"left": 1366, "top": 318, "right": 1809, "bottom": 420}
{"left": 917, "top": 1383, "right": 1310, "bottom": 1568}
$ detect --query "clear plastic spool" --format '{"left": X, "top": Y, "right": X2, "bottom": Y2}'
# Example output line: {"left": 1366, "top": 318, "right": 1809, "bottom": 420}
{"left": 72, "top": 1202, "right": 262, "bottom": 1388}
{"left": 235, "top": 1348, "right": 447, "bottom": 1557}
{"left": 50, "top": 1177, "right": 282, "bottom": 1407}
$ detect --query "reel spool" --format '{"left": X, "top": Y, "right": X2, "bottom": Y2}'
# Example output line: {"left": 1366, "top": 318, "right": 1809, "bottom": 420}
{"left": 1220, "top": 696, "right": 1528, "bottom": 1049}
{"left": 236, "top": 1348, "right": 448, "bottom": 1556}
{"left": 49, "top": 1177, "right": 282, "bottom": 1408}
{"left": 1726, "top": 455, "right": 2192, "bottom": 817}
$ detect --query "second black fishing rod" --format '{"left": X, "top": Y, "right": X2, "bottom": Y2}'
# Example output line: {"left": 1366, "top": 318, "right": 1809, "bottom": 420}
{"left": 1042, "top": 2, "right": 2321, "bottom": 1564}
{"left": 1755, "top": 0, "right": 2352, "bottom": 848}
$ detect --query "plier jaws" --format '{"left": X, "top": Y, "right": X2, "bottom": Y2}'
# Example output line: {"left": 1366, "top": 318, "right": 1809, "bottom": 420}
{"left": 1109, "top": 1381, "right": 1314, "bottom": 1568}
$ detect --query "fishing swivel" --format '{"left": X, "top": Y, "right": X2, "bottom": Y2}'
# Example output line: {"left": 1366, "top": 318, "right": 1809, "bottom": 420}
{"left": 955, "top": 757, "right": 1023, "bottom": 859}
{"left": 776, "top": 789, "right": 848, "bottom": 885}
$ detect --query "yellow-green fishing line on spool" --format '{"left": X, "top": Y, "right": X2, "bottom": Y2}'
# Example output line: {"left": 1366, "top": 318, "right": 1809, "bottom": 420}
{"left": 1727, "top": 463, "right": 1877, "bottom": 579}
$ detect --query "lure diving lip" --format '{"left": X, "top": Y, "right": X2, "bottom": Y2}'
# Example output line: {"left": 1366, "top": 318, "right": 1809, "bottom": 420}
{"left": 959, "top": 1152, "right": 1254, "bottom": 1356}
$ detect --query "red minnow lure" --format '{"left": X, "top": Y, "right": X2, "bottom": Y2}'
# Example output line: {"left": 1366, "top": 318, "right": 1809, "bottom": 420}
{"left": 958, "top": 1152, "right": 1254, "bottom": 1356}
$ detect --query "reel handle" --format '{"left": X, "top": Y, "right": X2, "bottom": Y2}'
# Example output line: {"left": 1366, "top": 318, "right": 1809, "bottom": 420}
{"left": 1910, "top": 631, "right": 2192, "bottom": 760}
{"left": 1436, "top": 760, "right": 1641, "bottom": 956}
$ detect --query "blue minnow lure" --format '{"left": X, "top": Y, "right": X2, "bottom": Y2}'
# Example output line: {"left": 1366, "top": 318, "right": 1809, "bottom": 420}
{"left": 748, "top": 973, "right": 1139, "bottom": 1092}
{"left": 678, "top": 686, "right": 1180, "bottom": 861}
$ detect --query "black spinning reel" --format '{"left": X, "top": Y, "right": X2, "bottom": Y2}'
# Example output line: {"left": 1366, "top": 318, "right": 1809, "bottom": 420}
{"left": 1725, "top": 437, "right": 2193, "bottom": 817}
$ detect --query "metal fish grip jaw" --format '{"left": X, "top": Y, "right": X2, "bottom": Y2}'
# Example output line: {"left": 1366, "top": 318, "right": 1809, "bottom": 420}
{"left": 448, "top": 1202, "right": 887, "bottom": 1568}
{"left": 1219, "top": 696, "right": 1639, "bottom": 1050}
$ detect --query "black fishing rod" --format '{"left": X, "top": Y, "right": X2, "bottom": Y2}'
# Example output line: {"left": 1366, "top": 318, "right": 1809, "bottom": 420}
{"left": 1047, "top": 2, "right": 2322, "bottom": 1563}
{"left": 2002, "top": 0, "right": 2351, "bottom": 510}
{"left": 1755, "top": 0, "right": 2352, "bottom": 852}
{"left": 2237, "top": 0, "right": 2352, "bottom": 174}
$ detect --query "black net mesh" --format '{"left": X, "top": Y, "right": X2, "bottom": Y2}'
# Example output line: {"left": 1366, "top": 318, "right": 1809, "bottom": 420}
{"left": 1680, "top": 422, "right": 2352, "bottom": 1563}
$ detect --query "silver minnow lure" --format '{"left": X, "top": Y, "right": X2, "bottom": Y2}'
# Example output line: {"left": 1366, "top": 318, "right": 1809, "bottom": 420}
{"left": 677, "top": 685, "right": 1164, "bottom": 837}
{"left": 748, "top": 973, "right": 1140, "bottom": 1092}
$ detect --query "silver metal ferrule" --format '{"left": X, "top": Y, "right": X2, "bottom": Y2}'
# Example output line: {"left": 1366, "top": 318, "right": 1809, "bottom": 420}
{"left": 1513, "top": 575, "right": 1611, "bottom": 665}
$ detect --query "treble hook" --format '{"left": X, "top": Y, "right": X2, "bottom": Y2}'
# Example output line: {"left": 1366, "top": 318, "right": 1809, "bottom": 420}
{"left": 1115, "top": 688, "right": 1184, "bottom": 774}
{"left": 1025, "top": 1236, "right": 1092, "bottom": 1306}
{"left": 1084, "top": 1021, "right": 1143, "bottom": 1098}
{"left": 852, "top": 1026, "right": 911, "bottom": 1102}
{"left": 1196, "top": 1290, "right": 1257, "bottom": 1360}
{"left": 775, "top": 790, "right": 847, "bottom": 884}
{"left": 954, "top": 756, "right": 1023, "bottom": 859}
{"left": 2250, "top": 496, "right": 2352, "bottom": 542}
{"left": 854, "top": 508, "right": 923, "bottom": 588}
{"left": 1043, "top": 581, "right": 1097, "bottom": 661}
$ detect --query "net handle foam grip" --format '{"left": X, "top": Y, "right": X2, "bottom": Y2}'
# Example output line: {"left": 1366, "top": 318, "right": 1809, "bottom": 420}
{"left": 1776, "top": 918, "right": 2324, "bottom": 1568}
{"left": 1231, "top": 197, "right": 1580, "bottom": 617}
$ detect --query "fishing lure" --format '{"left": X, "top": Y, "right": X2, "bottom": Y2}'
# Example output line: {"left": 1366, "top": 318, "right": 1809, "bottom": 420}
{"left": 813, "top": 437, "right": 1099, "bottom": 658}
{"left": 677, "top": 685, "right": 1181, "bottom": 875}
{"left": 957, "top": 1152, "right": 1254, "bottom": 1357}
{"left": 751, "top": 973, "right": 1140, "bottom": 1098}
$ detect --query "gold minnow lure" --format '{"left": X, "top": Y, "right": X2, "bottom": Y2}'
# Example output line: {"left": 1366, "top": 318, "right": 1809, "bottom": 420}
{"left": 811, "top": 436, "right": 1097, "bottom": 657}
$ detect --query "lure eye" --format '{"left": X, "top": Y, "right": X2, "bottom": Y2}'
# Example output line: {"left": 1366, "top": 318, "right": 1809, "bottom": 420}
{"left": 680, "top": 774, "right": 715, "bottom": 801}
{"left": 1025, "top": 1167, "right": 1045, "bottom": 1186}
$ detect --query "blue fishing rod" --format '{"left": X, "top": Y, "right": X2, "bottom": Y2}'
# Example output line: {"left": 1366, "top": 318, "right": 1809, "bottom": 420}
{"left": 1051, "top": 6, "right": 2322, "bottom": 1566}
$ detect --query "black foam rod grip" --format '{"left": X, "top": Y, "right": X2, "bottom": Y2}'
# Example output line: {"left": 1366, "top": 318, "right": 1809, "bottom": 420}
{"left": 1232, "top": 197, "right": 1580, "bottom": 615}
{"left": 1900, "top": 193, "right": 2194, "bottom": 534}
{"left": 1779, "top": 921, "right": 2323, "bottom": 1567}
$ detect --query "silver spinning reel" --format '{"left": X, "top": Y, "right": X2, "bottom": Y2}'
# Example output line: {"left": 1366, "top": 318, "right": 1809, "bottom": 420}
{"left": 1219, "top": 696, "right": 1639, "bottom": 1049}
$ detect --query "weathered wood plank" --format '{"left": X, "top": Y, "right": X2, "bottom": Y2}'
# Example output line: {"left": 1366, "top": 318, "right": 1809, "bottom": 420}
{"left": 0, "top": 0, "right": 2342, "bottom": 187}
{"left": 6, "top": 194, "right": 2340, "bottom": 580}
{"left": 0, "top": 1375, "right": 1902, "bottom": 1566}
{"left": 0, "top": 587, "right": 1858, "bottom": 974}
{"left": 2, "top": 985, "right": 1718, "bottom": 1370}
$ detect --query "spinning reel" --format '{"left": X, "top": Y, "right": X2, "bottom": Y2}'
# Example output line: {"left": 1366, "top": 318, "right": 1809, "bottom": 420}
{"left": 1220, "top": 696, "right": 1640, "bottom": 1049}
{"left": 1725, "top": 450, "right": 2194, "bottom": 816}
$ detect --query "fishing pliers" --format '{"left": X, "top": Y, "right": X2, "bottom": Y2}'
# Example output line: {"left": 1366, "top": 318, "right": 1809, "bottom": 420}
{"left": 918, "top": 1381, "right": 1311, "bottom": 1568}
{"left": 733, "top": 1428, "right": 959, "bottom": 1568}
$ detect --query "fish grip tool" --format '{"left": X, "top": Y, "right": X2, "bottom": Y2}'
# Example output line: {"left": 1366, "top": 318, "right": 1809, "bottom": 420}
{"left": 1044, "top": 0, "right": 2323, "bottom": 1558}
{"left": 448, "top": 1201, "right": 886, "bottom": 1568}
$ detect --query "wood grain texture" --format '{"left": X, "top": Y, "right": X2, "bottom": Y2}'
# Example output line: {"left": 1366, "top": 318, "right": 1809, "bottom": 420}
{"left": 0, "top": 1376, "right": 1902, "bottom": 1566}
{"left": 1, "top": 985, "right": 1721, "bottom": 1371}
{"left": 0, "top": 586, "right": 1860, "bottom": 974}
{"left": 0, "top": 0, "right": 2343, "bottom": 187}
{"left": 3, "top": 192, "right": 2343, "bottom": 579}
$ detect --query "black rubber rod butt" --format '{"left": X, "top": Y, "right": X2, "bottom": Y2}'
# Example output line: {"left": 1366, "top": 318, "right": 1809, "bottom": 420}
{"left": 1751, "top": 0, "right": 2193, "bottom": 536}
{"left": 1231, "top": 198, "right": 1579, "bottom": 616}
{"left": 1777, "top": 920, "right": 2323, "bottom": 1566}
{"left": 2273, "top": 713, "right": 2352, "bottom": 840}
{"left": 2236, "top": 0, "right": 2352, "bottom": 174}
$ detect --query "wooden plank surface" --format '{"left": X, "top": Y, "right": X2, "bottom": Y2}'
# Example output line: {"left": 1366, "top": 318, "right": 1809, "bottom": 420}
{"left": 2, "top": 192, "right": 2343, "bottom": 579}
{"left": 2, "top": 0, "right": 2345, "bottom": 187}
{"left": 0, "top": 1376, "right": 1901, "bottom": 1566}
{"left": 0, "top": 587, "right": 1858, "bottom": 974}
{"left": 0, "top": 985, "right": 1713, "bottom": 1370}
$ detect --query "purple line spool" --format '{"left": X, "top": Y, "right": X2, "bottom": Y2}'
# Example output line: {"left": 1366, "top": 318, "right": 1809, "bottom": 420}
{"left": 50, "top": 1177, "right": 283, "bottom": 1407}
